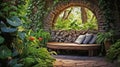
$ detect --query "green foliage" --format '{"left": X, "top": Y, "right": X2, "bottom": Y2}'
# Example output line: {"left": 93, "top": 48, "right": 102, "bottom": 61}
{"left": 20, "top": 36, "right": 55, "bottom": 67}
{"left": 7, "top": 16, "right": 22, "bottom": 27}
{"left": 0, "top": 1, "right": 18, "bottom": 18}
{"left": 0, "top": 1, "right": 26, "bottom": 66}
{"left": 27, "top": 0, "right": 69, "bottom": 31}
{"left": 79, "top": 21, "right": 98, "bottom": 30}
{"left": 27, "top": 0, "right": 46, "bottom": 30}
{"left": 0, "top": 16, "right": 23, "bottom": 33}
{"left": 0, "top": 0, "right": 55, "bottom": 67}
{"left": 36, "top": 29, "right": 51, "bottom": 46}
{"left": 22, "top": 47, "right": 55, "bottom": 67}
{"left": 54, "top": 7, "right": 98, "bottom": 31}
{"left": 8, "top": 59, "right": 23, "bottom": 67}
{"left": 23, "top": 57, "right": 35, "bottom": 67}
{"left": 96, "top": 31, "right": 114, "bottom": 56}
{"left": 11, "top": 29, "right": 55, "bottom": 67}
{"left": 1, "top": 27, "right": 17, "bottom": 33}
{"left": 96, "top": 31, "right": 113, "bottom": 44}
{"left": 106, "top": 40, "right": 120, "bottom": 62}
{"left": 99, "top": 0, "right": 114, "bottom": 31}
{"left": 0, "top": 45, "right": 12, "bottom": 59}
{"left": 0, "top": 16, "right": 22, "bottom": 33}
{"left": 0, "top": 36, "right": 4, "bottom": 44}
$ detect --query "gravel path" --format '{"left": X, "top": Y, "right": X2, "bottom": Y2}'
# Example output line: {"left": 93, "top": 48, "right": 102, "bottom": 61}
{"left": 53, "top": 55, "right": 119, "bottom": 67}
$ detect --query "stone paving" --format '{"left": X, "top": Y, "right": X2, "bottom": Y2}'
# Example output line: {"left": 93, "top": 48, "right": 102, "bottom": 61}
{"left": 53, "top": 55, "right": 119, "bottom": 67}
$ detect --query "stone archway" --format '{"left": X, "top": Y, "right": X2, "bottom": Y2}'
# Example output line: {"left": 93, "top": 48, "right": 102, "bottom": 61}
{"left": 44, "top": 0, "right": 105, "bottom": 32}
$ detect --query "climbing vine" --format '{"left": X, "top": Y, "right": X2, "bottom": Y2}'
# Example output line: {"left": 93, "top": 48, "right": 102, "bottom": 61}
{"left": 99, "top": 0, "right": 115, "bottom": 31}
{"left": 27, "top": 0, "right": 69, "bottom": 31}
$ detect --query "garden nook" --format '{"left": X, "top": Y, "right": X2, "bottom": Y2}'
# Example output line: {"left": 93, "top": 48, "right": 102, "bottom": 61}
{"left": 0, "top": 0, "right": 120, "bottom": 67}
{"left": 44, "top": 0, "right": 105, "bottom": 56}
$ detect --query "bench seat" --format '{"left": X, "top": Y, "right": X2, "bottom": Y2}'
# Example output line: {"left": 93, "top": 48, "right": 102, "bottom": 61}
{"left": 47, "top": 42, "right": 100, "bottom": 56}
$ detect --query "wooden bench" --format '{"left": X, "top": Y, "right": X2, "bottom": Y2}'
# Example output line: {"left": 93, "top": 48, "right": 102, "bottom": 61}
{"left": 47, "top": 42, "right": 100, "bottom": 56}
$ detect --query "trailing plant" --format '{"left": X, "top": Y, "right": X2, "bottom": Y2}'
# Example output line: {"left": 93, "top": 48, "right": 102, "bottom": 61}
{"left": 106, "top": 39, "right": 120, "bottom": 62}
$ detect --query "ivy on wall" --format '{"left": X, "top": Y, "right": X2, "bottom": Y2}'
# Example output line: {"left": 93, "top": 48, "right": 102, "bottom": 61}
{"left": 27, "top": 0, "right": 69, "bottom": 31}
{"left": 99, "top": 0, "right": 115, "bottom": 31}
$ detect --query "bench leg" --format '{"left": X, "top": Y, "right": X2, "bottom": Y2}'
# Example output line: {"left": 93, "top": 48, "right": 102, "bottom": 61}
{"left": 88, "top": 50, "right": 94, "bottom": 56}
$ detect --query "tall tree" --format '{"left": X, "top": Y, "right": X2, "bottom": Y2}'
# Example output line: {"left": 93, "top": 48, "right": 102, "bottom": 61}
{"left": 62, "top": 8, "right": 73, "bottom": 20}
{"left": 81, "top": 7, "right": 87, "bottom": 23}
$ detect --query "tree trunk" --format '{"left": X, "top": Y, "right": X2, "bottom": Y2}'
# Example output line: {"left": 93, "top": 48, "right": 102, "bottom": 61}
{"left": 62, "top": 8, "right": 73, "bottom": 20}
{"left": 64, "top": 8, "right": 73, "bottom": 20}
{"left": 81, "top": 7, "right": 87, "bottom": 23}
{"left": 62, "top": 10, "right": 67, "bottom": 20}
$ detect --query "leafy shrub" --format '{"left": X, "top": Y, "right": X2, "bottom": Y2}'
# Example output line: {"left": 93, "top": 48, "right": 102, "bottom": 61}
{"left": 35, "top": 29, "right": 51, "bottom": 46}
{"left": 106, "top": 40, "right": 120, "bottom": 62}
{"left": 0, "top": 45, "right": 12, "bottom": 59}
{"left": 11, "top": 30, "right": 55, "bottom": 67}
{"left": 0, "top": 36, "right": 4, "bottom": 44}
{"left": 96, "top": 31, "right": 113, "bottom": 44}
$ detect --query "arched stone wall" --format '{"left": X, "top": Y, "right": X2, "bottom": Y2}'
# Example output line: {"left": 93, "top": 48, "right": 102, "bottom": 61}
{"left": 44, "top": 0, "right": 105, "bottom": 32}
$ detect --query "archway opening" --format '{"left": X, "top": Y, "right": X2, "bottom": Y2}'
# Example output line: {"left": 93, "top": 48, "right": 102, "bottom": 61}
{"left": 44, "top": 0, "right": 105, "bottom": 42}
{"left": 54, "top": 6, "right": 98, "bottom": 31}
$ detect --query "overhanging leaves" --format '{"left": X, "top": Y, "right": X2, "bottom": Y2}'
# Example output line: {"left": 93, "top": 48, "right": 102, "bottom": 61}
{"left": 7, "top": 16, "right": 22, "bottom": 27}
{"left": 1, "top": 27, "right": 17, "bottom": 33}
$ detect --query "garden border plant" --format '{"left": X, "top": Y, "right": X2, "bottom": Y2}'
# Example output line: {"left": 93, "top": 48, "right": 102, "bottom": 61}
{"left": 0, "top": 0, "right": 56, "bottom": 67}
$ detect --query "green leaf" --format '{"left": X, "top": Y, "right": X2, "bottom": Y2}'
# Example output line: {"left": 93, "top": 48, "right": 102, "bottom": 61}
{"left": 0, "top": 12, "right": 3, "bottom": 16}
{"left": 0, "top": 45, "right": 12, "bottom": 59}
{"left": 2, "top": 6, "right": 10, "bottom": 12}
{"left": 8, "top": 59, "right": 18, "bottom": 66}
{"left": 9, "top": 12, "right": 18, "bottom": 16}
{"left": 12, "top": 50, "right": 19, "bottom": 57}
{"left": 0, "top": 36, "right": 5, "bottom": 44}
{"left": 0, "top": 21, "right": 7, "bottom": 27}
{"left": 1, "top": 27, "right": 17, "bottom": 33}
{"left": 23, "top": 57, "right": 35, "bottom": 67}
{"left": 18, "top": 32, "right": 26, "bottom": 40}
{"left": 13, "top": 64, "right": 23, "bottom": 67}
{"left": 7, "top": 16, "right": 22, "bottom": 27}
{"left": 10, "top": 6, "right": 18, "bottom": 10}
